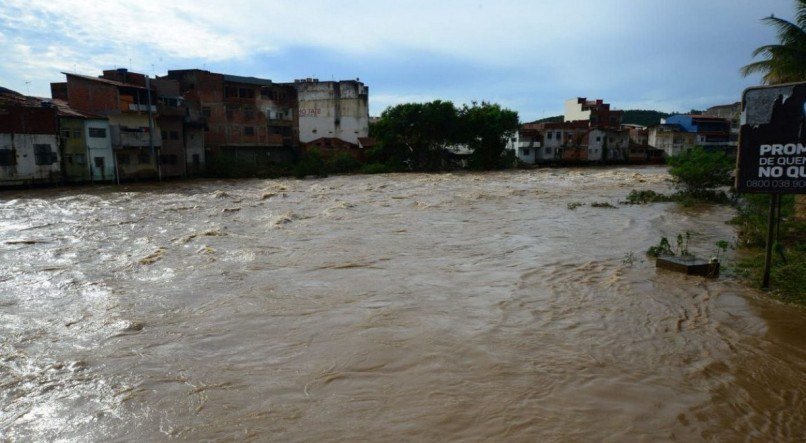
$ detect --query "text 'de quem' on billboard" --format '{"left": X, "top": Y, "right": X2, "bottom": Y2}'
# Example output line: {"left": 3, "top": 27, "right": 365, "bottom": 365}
{"left": 737, "top": 82, "right": 806, "bottom": 194}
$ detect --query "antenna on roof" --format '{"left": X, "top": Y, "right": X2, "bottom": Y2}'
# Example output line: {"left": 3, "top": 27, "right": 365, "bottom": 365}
{"left": 25, "top": 81, "right": 30, "bottom": 96}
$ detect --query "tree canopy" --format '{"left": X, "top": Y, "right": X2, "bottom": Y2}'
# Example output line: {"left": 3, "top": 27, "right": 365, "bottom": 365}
{"left": 372, "top": 100, "right": 519, "bottom": 171}
{"left": 741, "top": 0, "right": 806, "bottom": 84}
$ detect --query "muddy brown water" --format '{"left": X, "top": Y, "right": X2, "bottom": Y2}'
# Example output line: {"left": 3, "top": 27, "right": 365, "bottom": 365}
{"left": 1, "top": 167, "right": 804, "bottom": 441}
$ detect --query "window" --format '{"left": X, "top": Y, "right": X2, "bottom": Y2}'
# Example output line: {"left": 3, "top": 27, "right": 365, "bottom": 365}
{"left": 88, "top": 127, "right": 106, "bottom": 138}
{"left": 596, "top": 136, "right": 601, "bottom": 142}
{"left": 34, "top": 144, "right": 57, "bottom": 165}
{"left": 0, "top": 149, "right": 13, "bottom": 166}
{"left": 225, "top": 86, "right": 238, "bottom": 98}
{"left": 159, "top": 154, "right": 178, "bottom": 165}
{"left": 202, "top": 106, "right": 211, "bottom": 117}
{"left": 161, "top": 130, "right": 168, "bottom": 141}
{"left": 117, "top": 154, "right": 130, "bottom": 165}
{"left": 226, "top": 104, "right": 238, "bottom": 119}
{"left": 244, "top": 126, "right": 255, "bottom": 136}
{"left": 94, "top": 157, "right": 105, "bottom": 168}
{"left": 170, "top": 130, "right": 179, "bottom": 140}
{"left": 72, "top": 129, "right": 82, "bottom": 138}
{"left": 547, "top": 132, "right": 553, "bottom": 140}
{"left": 74, "top": 154, "right": 86, "bottom": 165}
{"left": 545, "top": 147, "right": 552, "bottom": 154}
{"left": 523, "top": 148, "right": 530, "bottom": 156}
{"left": 138, "top": 152, "right": 151, "bottom": 164}
{"left": 238, "top": 88, "right": 254, "bottom": 99}
{"left": 244, "top": 106, "right": 254, "bottom": 120}
{"left": 192, "top": 154, "right": 200, "bottom": 165}
{"left": 61, "top": 129, "right": 72, "bottom": 139}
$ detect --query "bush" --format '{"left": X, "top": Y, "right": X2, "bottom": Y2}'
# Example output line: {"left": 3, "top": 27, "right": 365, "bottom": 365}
{"left": 329, "top": 153, "right": 361, "bottom": 174}
{"left": 294, "top": 149, "right": 328, "bottom": 179}
{"left": 666, "top": 147, "right": 734, "bottom": 198}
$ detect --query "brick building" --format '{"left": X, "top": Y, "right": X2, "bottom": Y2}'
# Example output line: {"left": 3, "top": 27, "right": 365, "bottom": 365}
{"left": 52, "top": 70, "right": 162, "bottom": 180}
{"left": 163, "top": 70, "right": 298, "bottom": 165}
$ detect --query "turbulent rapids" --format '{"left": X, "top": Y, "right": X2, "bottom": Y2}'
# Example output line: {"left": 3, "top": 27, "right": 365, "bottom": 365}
{"left": 1, "top": 167, "right": 804, "bottom": 441}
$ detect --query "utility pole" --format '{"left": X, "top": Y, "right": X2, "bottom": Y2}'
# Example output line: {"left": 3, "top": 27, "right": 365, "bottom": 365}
{"left": 145, "top": 76, "right": 161, "bottom": 181}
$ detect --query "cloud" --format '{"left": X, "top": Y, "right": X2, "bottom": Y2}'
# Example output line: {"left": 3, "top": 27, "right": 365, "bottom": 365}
{"left": 0, "top": 0, "right": 794, "bottom": 117}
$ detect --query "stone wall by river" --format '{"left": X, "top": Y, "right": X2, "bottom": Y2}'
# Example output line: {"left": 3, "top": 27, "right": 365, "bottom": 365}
{"left": 1, "top": 167, "right": 804, "bottom": 441}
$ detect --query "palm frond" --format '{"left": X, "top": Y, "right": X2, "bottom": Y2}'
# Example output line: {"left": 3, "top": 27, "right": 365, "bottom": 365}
{"left": 797, "top": 0, "right": 806, "bottom": 29}
{"left": 761, "top": 15, "right": 806, "bottom": 46}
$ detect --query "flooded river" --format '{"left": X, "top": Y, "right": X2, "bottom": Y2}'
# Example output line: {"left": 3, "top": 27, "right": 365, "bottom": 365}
{"left": 1, "top": 167, "right": 804, "bottom": 441}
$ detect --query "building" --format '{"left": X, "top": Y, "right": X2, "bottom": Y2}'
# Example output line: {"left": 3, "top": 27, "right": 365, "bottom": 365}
{"left": 564, "top": 97, "right": 623, "bottom": 129}
{"left": 163, "top": 69, "right": 296, "bottom": 165}
{"left": 532, "top": 121, "right": 590, "bottom": 163}
{"left": 647, "top": 123, "right": 697, "bottom": 157}
{"left": 662, "top": 114, "right": 732, "bottom": 153}
{"left": 505, "top": 128, "right": 541, "bottom": 164}
{"left": 52, "top": 70, "right": 162, "bottom": 180}
{"left": 151, "top": 78, "right": 188, "bottom": 178}
{"left": 43, "top": 99, "right": 115, "bottom": 183}
{"left": 0, "top": 88, "right": 61, "bottom": 186}
{"left": 703, "top": 102, "right": 740, "bottom": 145}
{"left": 291, "top": 79, "right": 369, "bottom": 145}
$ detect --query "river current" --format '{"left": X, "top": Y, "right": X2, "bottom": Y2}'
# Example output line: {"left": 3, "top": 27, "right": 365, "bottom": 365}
{"left": 1, "top": 167, "right": 804, "bottom": 441}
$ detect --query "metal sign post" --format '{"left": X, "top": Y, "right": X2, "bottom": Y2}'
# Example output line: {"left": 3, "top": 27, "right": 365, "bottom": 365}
{"left": 737, "top": 82, "right": 806, "bottom": 289}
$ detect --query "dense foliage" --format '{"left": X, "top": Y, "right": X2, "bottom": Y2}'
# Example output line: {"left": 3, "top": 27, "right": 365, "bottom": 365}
{"left": 372, "top": 100, "right": 519, "bottom": 171}
{"left": 666, "top": 147, "right": 734, "bottom": 198}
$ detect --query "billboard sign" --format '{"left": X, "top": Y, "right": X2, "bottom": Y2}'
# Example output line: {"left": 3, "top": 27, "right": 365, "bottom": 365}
{"left": 737, "top": 82, "right": 806, "bottom": 194}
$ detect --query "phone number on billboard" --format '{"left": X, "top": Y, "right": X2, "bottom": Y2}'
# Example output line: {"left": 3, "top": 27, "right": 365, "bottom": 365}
{"left": 745, "top": 179, "right": 806, "bottom": 188}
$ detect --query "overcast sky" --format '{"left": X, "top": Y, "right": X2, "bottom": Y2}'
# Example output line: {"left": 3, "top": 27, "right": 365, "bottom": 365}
{"left": 0, "top": 0, "right": 796, "bottom": 121}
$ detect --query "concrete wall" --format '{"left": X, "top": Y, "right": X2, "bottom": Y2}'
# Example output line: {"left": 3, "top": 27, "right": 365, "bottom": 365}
{"left": 0, "top": 133, "right": 61, "bottom": 185}
{"left": 158, "top": 117, "right": 185, "bottom": 178}
{"left": 185, "top": 126, "right": 205, "bottom": 175}
{"left": 60, "top": 117, "right": 90, "bottom": 182}
{"left": 85, "top": 119, "right": 115, "bottom": 181}
{"left": 588, "top": 129, "right": 605, "bottom": 162}
{"left": 295, "top": 80, "right": 369, "bottom": 145}
{"left": 648, "top": 127, "right": 696, "bottom": 157}
{"left": 564, "top": 98, "right": 591, "bottom": 122}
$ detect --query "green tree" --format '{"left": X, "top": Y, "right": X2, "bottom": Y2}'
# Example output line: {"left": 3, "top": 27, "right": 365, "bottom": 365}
{"left": 741, "top": 0, "right": 806, "bottom": 84}
{"left": 457, "top": 102, "right": 519, "bottom": 170}
{"left": 666, "top": 147, "right": 734, "bottom": 198}
{"left": 372, "top": 100, "right": 459, "bottom": 170}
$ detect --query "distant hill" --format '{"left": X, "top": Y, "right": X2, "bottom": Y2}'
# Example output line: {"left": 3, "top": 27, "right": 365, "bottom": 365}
{"left": 526, "top": 109, "right": 670, "bottom": 127}
{"left": 528, "top": 115, "right": 562, "bottom": 124}
{"left": 621, "top": 110, "right": 670, "bottom": 126}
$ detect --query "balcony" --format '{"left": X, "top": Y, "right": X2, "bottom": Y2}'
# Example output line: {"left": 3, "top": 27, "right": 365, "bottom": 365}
{"left": 127, "top": 103, "right": 157, "bottom": 113}
{"left": 157, "top": 104, "right": 186, "bottom": 117}
{"left": 517, "top": 141, "right": 541, "bottom": 149}
{"left": 111, "top": 126, "right": 162, "bottom": 148}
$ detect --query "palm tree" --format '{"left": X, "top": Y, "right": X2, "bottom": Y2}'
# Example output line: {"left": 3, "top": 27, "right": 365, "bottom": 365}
{"left": 742, "top": 2, "right": 806, "bottom": 222}
{"left": 741, "top": 0, "right": 806, "bottom": 84}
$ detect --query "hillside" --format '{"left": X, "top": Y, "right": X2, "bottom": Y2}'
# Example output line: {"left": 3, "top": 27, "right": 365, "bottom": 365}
{"left": 527, "top": 109, "right": 670, "bottom": 126}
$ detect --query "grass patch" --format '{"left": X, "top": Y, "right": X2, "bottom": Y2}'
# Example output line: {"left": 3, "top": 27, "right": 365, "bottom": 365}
{"left": 624, "top": 189, "right": 674, "bottom": 204}
{"left": 730, "top": 194, "right": 806, "bottom": 305}
{"left": 591, "top": 201, "right": 617, "bottom": 208}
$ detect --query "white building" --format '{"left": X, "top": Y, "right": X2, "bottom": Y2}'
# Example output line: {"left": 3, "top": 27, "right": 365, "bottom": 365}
{"left": 292, "top": 79, "right": 369, "bottom": 145}
{"left": 84, "top": 119, "right": 115, "bottom": 181}
{"left": 505, "top": 128, "right": 541, "bottom": 164}
{"left": 0, "top": 133, "right": 61, "bottom": 185}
